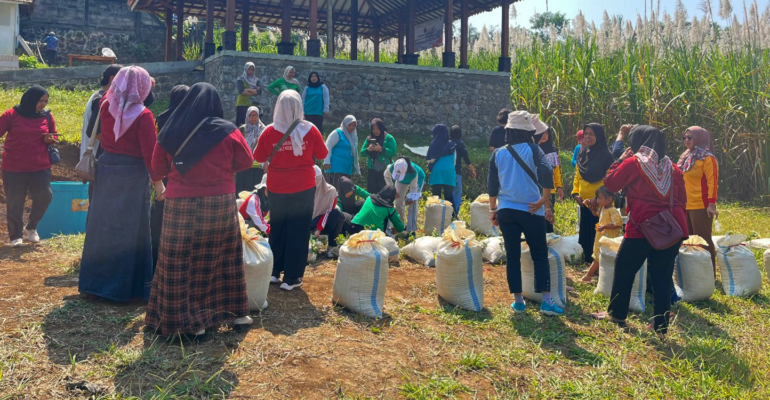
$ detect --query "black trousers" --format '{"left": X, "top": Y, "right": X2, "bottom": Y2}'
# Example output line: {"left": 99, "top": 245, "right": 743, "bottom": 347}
{"left": 268, "top": 187, "right": 315, "bottom": 281}
{"left": 45, "top": 49, "right": 57, "bottom": 66}
{"left": 578, "top": 204, "right": 599, "bottom": 262}
{"left": 305, "top": 114, "right": 324, "bottom": 133}
{"left": 431, "top": 184, "right": 453, "bottom": 202}
{"left": 311, "top": 209, "right": 344, "bottom": 247}
{"left": 2, "top": 169, "right": 52, "bottom": 241}
{"left": 236, "top": 105, "right": 249, "bottom": 126}
{"left": 497, "top": 208, "right": 551, "bottom": 294}
{"left": 608, "top": 238, "right": 682, "bottom": 334}
{"left": 366, "top": 168, "right": 386, "bottom": 194}
{"left": 545, "top": 193, "right": 557, "bottom": 233}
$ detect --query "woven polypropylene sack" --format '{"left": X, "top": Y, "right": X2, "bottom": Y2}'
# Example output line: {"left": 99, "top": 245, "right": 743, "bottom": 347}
{"left": 553, "top": 235, "right": 583, "bottom": 263}
{"left": 424, "top": 196, "right": 453, "bottom": 236}
{"left": 435, "top": 222, "right": 484, "bottom": 311}
{"left": 674, "top": 236, "right": 715, "bottom": 302}
{"left": 716, "top": 235, "right": 762, "bottom": 297}
{"left": 377, "top": 236, "right": 400, "bottom": 264}
{"left": 240, "top": 215, "right": 273, "bottom": 311}
{"left": 763, "top": 249, "right": 770, "bottom": 283}
{"left": 333, "top": 230, "right": 390, "bottom": 318}
{"left": 520, "top": 234, "right": 568, "bottom": 308}
{"left": 470, "top": 194, "right": 499, "bottom": 237}
{"left": 594, "top": 236, "right": 647, "bottom": 312}
{"left": 308, "top": 238, "right": 317, "bottom": 263}
{"left": 481, "top": 237, "right": 506, "bottom": 264}
{"left": 402, "top": 236, "right": 442, "bottom": 267}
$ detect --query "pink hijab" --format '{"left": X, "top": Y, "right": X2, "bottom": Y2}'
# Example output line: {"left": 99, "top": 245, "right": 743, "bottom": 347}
{"left": 106, "top": 66, "right": 152, "bottom": 141}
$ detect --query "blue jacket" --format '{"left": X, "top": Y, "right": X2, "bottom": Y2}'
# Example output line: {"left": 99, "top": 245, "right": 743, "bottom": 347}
{"left": 44, "top": 36, "right": 58, "bottom": 51}
{"left": 488, "top": 143, "right": 554, "bottom": 216}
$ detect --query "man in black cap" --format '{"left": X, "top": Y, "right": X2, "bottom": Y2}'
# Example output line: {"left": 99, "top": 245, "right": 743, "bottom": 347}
{"left": 43, "top": 32, "right": 58, "bottom": 66}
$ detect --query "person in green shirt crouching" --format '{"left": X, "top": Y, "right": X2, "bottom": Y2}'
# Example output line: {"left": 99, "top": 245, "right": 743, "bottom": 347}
{"left": 345, "top": 185, "right": 404, "bottom": 235}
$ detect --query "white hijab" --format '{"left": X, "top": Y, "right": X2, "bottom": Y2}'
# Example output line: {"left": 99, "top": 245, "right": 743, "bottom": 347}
{"left": 241, "top": 62, "right": 258, "bottom": 88}
{"left": 283, "top": 66, "right": 300, "bottom": 86}
{"left": 271, "top": 90, "right": 313, "bottom": 156}
{"left": 338, "top": 115, "right": 361, "bottom": 175}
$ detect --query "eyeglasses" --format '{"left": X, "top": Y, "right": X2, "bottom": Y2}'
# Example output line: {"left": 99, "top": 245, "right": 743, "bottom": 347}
{"left": 682, "top": 135, "right": 693, "bottom": 141}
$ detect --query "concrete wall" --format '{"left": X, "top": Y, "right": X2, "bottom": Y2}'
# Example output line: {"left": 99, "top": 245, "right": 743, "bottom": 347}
{"left": 0, "top": 60, "right": 204, "bottom": 99}
{"left": 20, "top": 0, "right": 166, "bottom": 64}
{"left": 205, "top": 51, "right": 511, "bottom": 138}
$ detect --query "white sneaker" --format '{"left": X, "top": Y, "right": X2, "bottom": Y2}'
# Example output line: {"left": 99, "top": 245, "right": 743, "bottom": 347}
{"left": 234, "top": 316, "right": 253, "bottom": 325}
{"left": 23, "top": 229, "right": 40, "bottom": 243}
{"left": 10, "top": 238, "right": 23, "bottom": 247}
{"left": 269, "top": 276, "right": 281, "bottom": 284}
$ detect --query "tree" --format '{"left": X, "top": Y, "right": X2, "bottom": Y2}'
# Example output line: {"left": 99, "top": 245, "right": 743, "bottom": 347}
{"left": 529, "top": 11, "right": 570, "bottom": 35}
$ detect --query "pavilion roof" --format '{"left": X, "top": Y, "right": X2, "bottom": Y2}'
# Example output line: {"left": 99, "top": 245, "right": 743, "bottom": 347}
{"left": 128, "top": 0, "right": 521, "bottom": 40}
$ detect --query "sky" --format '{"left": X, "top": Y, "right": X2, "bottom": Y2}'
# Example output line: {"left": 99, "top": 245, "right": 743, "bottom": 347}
{"left": 469, "top": 0, "right": 769, "bottom": 30}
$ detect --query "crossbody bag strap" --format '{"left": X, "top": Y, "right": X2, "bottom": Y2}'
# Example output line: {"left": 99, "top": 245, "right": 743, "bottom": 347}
{"left": 87, "top": 105, "right": 102, "bottom": 149}
{"left": 266, "top": 119, "right": 302, "bottom": 165}
{"left": 174, "top": 117, "right": 211, "bottom": 157}
{"left": 505, "top": 144, "right": 542, "bottom": 191}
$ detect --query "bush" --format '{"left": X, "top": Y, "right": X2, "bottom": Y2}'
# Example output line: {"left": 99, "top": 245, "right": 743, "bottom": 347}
{"left": 18, "top": 55, "right": 47, "bottom": 70}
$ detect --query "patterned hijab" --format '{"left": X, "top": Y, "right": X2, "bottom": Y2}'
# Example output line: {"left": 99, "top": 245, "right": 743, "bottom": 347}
{"left": 105, "top": 66, "right": 153, "bottom": 141}
{"left": 678, "top": 126, "right": 715, "bottom": 172}
{"left": 241, "top": 62, "right": 258, "bottom": 88}
{"left": 243, "top": 106, "right": 265, "bottom": 150}
{"left": 630, "top": 125, "right": 673, "bottom": 197}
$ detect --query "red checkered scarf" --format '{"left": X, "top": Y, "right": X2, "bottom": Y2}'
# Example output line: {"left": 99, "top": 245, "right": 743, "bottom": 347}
{"left": 634, "top": 146, "right": 672, "bottom": 197}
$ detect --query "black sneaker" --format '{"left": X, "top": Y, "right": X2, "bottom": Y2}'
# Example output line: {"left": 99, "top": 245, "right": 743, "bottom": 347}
{"left": 280, "top": 277, "right": 303, "bottom": 291}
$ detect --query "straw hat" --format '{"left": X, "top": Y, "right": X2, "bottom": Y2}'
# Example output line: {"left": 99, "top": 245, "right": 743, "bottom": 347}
{"left": 505, "top": 110, "right": 536, "bottom": 131}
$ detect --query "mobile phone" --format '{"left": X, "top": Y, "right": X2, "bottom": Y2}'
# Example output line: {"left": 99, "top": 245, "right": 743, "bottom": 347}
{"left": 368, "top": 138, "right": 378, "bottom": 146}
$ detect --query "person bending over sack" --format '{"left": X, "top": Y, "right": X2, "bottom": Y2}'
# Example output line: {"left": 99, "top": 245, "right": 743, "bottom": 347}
{"left": 345, "top": 185, "right": 405, "bottom": 235}
{"left": 311, "top": 166, "right": 346, "bottom": 258}
{"left": 239, "top": 174, "right": 270, "bottom": 235}
{"left": 337, "top": 176, "right": 369, "bottom": 216}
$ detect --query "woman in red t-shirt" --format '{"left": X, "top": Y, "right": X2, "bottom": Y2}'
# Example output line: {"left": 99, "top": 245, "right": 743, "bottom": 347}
{"left": 593, "top": 125, "right": 688, "bottom": 337}
{"left": 254, "top": 90, "right": 328, "bottom": 291}
{"left": 0, "top": 86, "right": 57, "bottom": 247}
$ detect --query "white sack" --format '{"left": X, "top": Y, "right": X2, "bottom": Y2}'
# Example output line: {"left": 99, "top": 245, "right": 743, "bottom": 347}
{"left": 424, "top": 196, "right": 453, "bottom": 236}
{"left": 716, "top": 235, "right": 762, "bottom": 297}
{"left": 521, "top": 234, "right": 568, "bottom": 308}
{"left": 595, "top": 236, "right": 647, "bottom": 312}
{"left": 377, "top": 236, "right": 401, "bottom": 264}
{"left": 240, "top": 215, "right": 273, "bottom": 311}
{"left": 481, "top": 237, "right": 506, "bottom": 264}
{"left": 552, "top": 234, "right": 583, "bottom": 263}
{"left": 402, "top": 236, "right": 442, "bottom": 267}
{"left": 435, "top": 222, "right": 484, "bottom": 311}
{"left": 333, "top": 230, "right": 390, "bottom": 318}
{"left": 763, "top": 249, "right": 770, "bottom": 282}
{"left": 470, "top": 194, "right": 499, "bottom": 237}
{"left": 748, "top": 238, "right": 770, "bottom": 249}
{"left": 674, "top": 236, "right": 715, "bottom": 302}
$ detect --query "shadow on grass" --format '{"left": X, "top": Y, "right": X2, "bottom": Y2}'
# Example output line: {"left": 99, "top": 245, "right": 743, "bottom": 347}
{"left": 511, "top": 311, "right": 602, "bottom": 366}
{"left": 255, "top": 285, "right": 323, "bottom": 336}
{"left": 0, "top": 244, "right": 38, "bottom": 262}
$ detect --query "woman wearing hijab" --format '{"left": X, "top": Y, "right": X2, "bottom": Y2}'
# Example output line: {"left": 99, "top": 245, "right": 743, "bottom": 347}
{"left": 679, "top": 126, "right": 719, "bottom": 269}
{"left": 488, "top": 111, "right": 562, "bottom": 316}
{"left": 347, "top": 185, "right": 405, "bottom": 234}
{"left": 427, "top": 124, "right": 457, "bottom": 203}
{"left": 235, "top": 62, "right": 262, "bottom": 126}
{"left": 0, "top": 86, "right": 57, "bottom": 247}
{"left": 324, "top": 115, "right": 360, "bottom": 189}
{"left": 267, "top": 66, "right": 301, "bottom": 96}
{"left": 235, "top": 106, "right": 266, "bottom": 193}
{"left": 254, "top": 90, "right": 328, "bottom": 291}
{"left": 384, "top": 157, "right": 425, "bottom": 234}
{"left": 532, "top": 116, "right": 563, "bottom": 233}
{"left": 146, "top": 83, "right": 254, "bottom": 340}
{"left": 360, "top": 118, "right": 397, "bottom": 194}
{"left": 594, "top": 125, "right": 688, "bottom": 336}
{"left": 337, "top": 176, "right": 369, "bottom": 216}
{"left": 79, "top": 66, "right": 165, "bottom": 302}
{"left": 310, "top": 166, "right": 345, "bottom": 257}
{"left": 150, "top": 84, "right": 190, "bottom": 267}
{"left": 572, "top": 122, "right": 614, "bottom": 263}
{"left": 301, "top": 71, "right": 330, "bottom": 132}
{"left": 239, "top": 173, "right": 271, "bottom": 235}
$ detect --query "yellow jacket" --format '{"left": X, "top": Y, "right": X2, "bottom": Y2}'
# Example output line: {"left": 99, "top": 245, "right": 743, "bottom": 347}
{"left": 683, "top": 155, "right": 718, "bottom": 210}
{"left": 572, "top": 168, "right": 606, "bottom": 201}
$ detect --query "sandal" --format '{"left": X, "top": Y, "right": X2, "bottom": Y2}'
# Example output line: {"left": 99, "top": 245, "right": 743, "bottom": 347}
{"left": 591, "top": 312, "right": 627, "bottom": 328}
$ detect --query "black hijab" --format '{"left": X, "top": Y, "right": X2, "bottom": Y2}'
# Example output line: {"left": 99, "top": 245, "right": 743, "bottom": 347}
{"left": 143, "top": 91, "right": 155, "bottom": 108}
{"left": 157, "top": 82, "right": 236, "bottom": 176}
{"left": 534, "top": 127, "right": 558, "bottom": 154}
{"left": 307, "top": 71, "right": 322, "bottom": 88}
{"left": 426, "top": 124, "right": 457, "bottom": 163}
{"left": 156, "top": 85, "right": 190, "bottom": 131}
{"left": 629, "top": 125, "right": 667, "bottom": 158}
{"left": 577, "top": 122, "right": 614, "bottom": 183}
{"left": 370, "top": 185, "right": 397, "bottom": 208}
{"left": 367, "top": 118, "right": 387, "bottom": 159}
{"left": 338, "top": 176, "right": 358, "bottom": 212}
{"left": 505, "top": 128, "right": 536, "bottom": 145}
{"left": 14, "top": 86, "right": 48, "bottom": 119}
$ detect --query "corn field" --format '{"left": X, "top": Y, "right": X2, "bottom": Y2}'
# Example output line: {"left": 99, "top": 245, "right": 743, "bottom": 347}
{"left": 177, "top": 0, "right": 769, "bottom": 200}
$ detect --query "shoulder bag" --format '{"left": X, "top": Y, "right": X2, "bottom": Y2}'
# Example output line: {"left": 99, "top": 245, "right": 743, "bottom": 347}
{"left": 263, "top": 119, "right": 301, "bottom": 173}
{"left": 45, "top": 112, "right": 60, "bottom": 165}
{"left": 74, "top": 105, "right": 102, "bottom": 181}
{"left": 628, "top": 186, "right": 683, "bottom": 250}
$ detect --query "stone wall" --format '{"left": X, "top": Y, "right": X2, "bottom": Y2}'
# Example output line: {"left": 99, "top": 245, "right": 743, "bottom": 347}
{"left": 0, "top": 61, "right": 204, "bottom": 99}
{"left": 20, "top": 0, "right": 166, "bottom": 64}
{"left": 205, "top": 51, "right": 511, "bottom": 138}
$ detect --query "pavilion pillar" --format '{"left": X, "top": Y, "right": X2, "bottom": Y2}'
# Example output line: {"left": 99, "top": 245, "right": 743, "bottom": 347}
{"left": 326, "top": 0, "right": 334, "bottom": 58}
{"left": 459, "top": 0, "right": 468, "bottom": 68}
{"left": 373, "top": 19, "right": 380, "bottom": 62}
{"left": 498, "top": 0, "right": 511, "bottom": 71}
{"left": 402, "top": 0, "right": 419, "bottom": 65}
{"left": 175, "top": 0, "right": 184, "bottom": 61}
{"left": 204, "top": 0, "right": 215, "bottom": 58}
{"left": 241, "top": 0, "right": 250, "bottom": 52}
{"left": 307, "top": 0, "right": 321, "bottom": 56}
{"left": 277, "top": 0, "right": 296, "bottom": 55}
{"left": 397, "top": 12, "right": 405, "bottom": 63}
{"left": 350, "top": 0, "right": 359, "bottom": 60}
{"left": 443, "top": 0, "right": 455, "bottom": 67}
{"left": 165, "top": 8, "right": 173, "bottom": 61}
{"left": 223, "top": 0, "right": 237, "bottom": 50}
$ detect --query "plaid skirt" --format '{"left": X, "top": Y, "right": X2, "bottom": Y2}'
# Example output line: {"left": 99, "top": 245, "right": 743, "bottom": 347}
{"left": 145, "top": 194, "right": 249, "bottom": 336}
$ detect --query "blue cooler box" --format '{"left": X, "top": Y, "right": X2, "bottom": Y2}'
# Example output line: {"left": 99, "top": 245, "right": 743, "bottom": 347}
{"left": 37, "top": 181, "right": 90, "bottom": 239}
